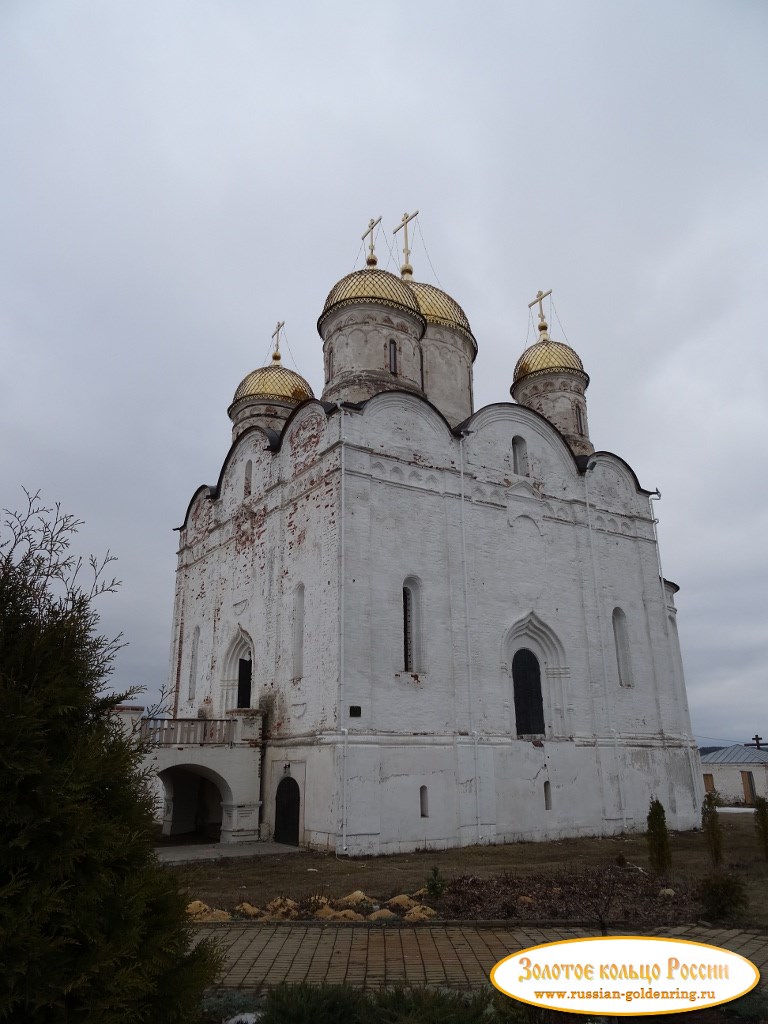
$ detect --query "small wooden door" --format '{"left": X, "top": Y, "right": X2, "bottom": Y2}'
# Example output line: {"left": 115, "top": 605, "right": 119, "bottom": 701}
{"left": 274, "top": 776, "right": 300, "bottom": 845}
{"left": 741, "top": 771, "right": 756, "bottom": 806}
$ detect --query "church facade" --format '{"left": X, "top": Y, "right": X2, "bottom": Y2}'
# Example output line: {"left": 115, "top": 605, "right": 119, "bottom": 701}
{"left": 155, "top": 227, "right": 702, "bottom": 853}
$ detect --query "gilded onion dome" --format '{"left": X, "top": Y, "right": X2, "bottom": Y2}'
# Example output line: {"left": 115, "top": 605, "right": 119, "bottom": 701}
{"left": 229, "top": 350, "right": 314, "bottom": 409}
{"left": 513, "top": 327, "right": 589, "bottom": 387}
{"left": 317, "top": 268, "right": 425, "bottom": 334}
{"left": 406, "top": 280, "right": 477, "bottom": 352}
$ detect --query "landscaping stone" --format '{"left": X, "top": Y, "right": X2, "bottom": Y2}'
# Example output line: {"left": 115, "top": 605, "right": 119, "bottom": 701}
{"left": 387, "top": 894, "right": 418, "bottom": 910}
{"left": 368, "top": 908, "right": 398, "bottom": 922}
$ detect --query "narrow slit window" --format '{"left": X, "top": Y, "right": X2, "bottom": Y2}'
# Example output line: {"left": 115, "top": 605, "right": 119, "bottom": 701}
{"left": 244, "top": 460, "right": 252, "bottom": 498}
{"left": 237, "top": 657, "right": 252, "bottom": 709}
{"left": 420, "top": 785, "right": 429, "bottom": 818}
{"left": 293, "top": 583, "right": 305, "bottom": 680}
{"left": 389, "top": 339, "right": 398, "bottom": 375}
{"left": 328, "top": 346, "right": 334, "bottom": 380}
{"left": 403, "top": 587, "right": 414, "bottom": 671}
{"left": 512, "top": 436, "right": 528, "bottom": 476}
{"left": 612, "top": 607, "right": 632, "bottom": 688}
{"left": 188, "top": 626, "right": 200, "bottom": 701}
{"left": 544, "top": 780, "right": 552, "bottom": 810}
{"left": 419, "top": 346, "right": 425, "bottom": 390}
{"left": 575, "top": 403, "right": 585, "bottom": 434}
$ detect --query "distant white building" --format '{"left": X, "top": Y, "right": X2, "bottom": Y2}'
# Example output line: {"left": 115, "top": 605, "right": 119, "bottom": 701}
{"left": 701, "top": 745, "right": 768, "bottom": 805}
{"left": 147, "top": 224, "right": 702, "bottom": 852}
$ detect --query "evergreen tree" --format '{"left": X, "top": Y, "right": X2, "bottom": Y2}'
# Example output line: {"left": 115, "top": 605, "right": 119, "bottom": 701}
{"left": 701, "top": 792, "right": 723, "bottom": 868}
{"left": 0, "top": 492, "right": 220, "bottom": 1023}
{"left": 754, "top": 796, "right": 768, "bottom": 860}
{"left": 646, "top": 797, "right": 672, "bottom": 874}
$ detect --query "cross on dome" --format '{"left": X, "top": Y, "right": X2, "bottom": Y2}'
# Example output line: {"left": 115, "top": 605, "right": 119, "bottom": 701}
{"left": 393, "top": 210, "right": 419, "bottom": 279}
{"left": 271, "top": 320, "right": 285, "bottom": 361}
{"left": 362, "top": 216, "right": 382, "bottom": 267}
{"left": 528, "top": 288, "right": 552, "bottom": 337}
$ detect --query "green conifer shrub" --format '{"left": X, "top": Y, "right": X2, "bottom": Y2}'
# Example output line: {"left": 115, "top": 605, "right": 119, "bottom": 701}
{"left": 697, "top": 872, "right": 748, "bottom": 921}
{"left": 0, "top": 492, "right": 220, "bottom": 1023}
{"left": 754, "top": 796, "right": 768, "bottom": 860}
{"left": 646, "top": 797, "right": 672, "bottom": 874}
{"left": 701, "top": 792, "right": 723, "bottom": 867}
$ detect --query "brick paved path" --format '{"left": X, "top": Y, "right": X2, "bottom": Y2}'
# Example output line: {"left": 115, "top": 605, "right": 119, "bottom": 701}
{"left": 197, "top": 923, "right": 767, "bottom": 991}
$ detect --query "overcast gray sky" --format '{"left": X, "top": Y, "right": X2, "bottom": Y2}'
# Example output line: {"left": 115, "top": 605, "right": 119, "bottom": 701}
{"left": 2, "top": 0, "right": 766, "bottom": 747}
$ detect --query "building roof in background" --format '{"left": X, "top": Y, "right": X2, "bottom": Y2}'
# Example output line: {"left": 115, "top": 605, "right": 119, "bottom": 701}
{"left": 700, "top": 744, "right": 768, "bottom": 765}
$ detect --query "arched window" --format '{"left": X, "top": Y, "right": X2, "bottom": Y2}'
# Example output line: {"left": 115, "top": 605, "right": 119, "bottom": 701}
{"left": 293, "top": 583, "right": 305, "bottom": 680}
{"left": 403, "top": 587, "right": 414, "bottom": 670}
{"left": 419, "top": 346, "right": 425, "bottom": 390}
{"left": 327, "top": 346, "right": 334, "bottom": 380}
{"left": 575, "top": 403, "right": 585, "bottom": 434}
{"left": 244, "top": 460, "right": 252, "bottom": 498}
{"left": 389, "top": 339, "right": 398, "bottom": 375}
{"left": 511, "top": 435, "right": 528, "bottom": 476}
{"left": 402, "top": 577, "right": 422, "bottom": 672}
{"left": 612, "top": 607, "right": 632, "bottom": 687}
{"left": 512, "top": 648, "right": 544, "bottom": 735}
{"left": 237, "top": 655, "right": 252, "bottom": 708}
{"left": 420, "top": 785, "right": 429, "bottom": 818}
{"left": 544, "top": 780, "right": 552, "bottom": 810}
{"left": 188, "top": 626, "right": 200, "bottom": 701}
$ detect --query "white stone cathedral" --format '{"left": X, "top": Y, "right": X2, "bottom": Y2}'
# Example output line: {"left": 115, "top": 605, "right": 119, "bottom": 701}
{"left": 150, "top": 220, "right": 702, "bottom": 853}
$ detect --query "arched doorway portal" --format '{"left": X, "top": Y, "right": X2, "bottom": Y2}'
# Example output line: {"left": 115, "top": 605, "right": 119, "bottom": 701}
{"left": 274, "top": 776, "right": 300, "bottom": 846}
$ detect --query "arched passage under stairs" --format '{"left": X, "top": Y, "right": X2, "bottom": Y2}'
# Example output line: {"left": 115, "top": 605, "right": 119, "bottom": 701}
{"left": 158, "top": 764, "right": 233, "bottom": 842}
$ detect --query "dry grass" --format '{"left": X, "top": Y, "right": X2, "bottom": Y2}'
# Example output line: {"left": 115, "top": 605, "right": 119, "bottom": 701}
{"left": 169, "top": 813, "right": 768, "bottom": 927}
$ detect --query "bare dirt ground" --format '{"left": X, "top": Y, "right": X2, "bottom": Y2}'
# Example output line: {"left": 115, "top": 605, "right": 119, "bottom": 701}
{"left": 168, "top": 815, "right": 768, "bottom": 927}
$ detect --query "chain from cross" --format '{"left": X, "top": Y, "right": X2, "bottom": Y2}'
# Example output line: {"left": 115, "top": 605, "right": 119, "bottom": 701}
{"left": 361, "top": 216, "right": 382, "bottom": 262}
{"left": 393, "top": 210, "right": 419, "bottom": 269}
{"left": 528, "top": 289, "right": 552, "bottom": 326}
{"left": 272, "top": 321, "right": 285, "bottom": 358}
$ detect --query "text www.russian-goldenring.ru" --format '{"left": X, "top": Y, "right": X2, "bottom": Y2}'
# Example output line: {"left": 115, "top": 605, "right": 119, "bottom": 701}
{"left": 534, "top": 988, "right": 718, "bottom": 1004}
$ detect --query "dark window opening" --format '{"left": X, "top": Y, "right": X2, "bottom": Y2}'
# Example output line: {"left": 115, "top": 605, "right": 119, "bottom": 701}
{"left": 237, "top": 657, "right": 252, "bottom": 709}
{"left": 328, "top": 346, "right": 334, "bottom": 380}
{"left": 349, "top": 705, "right": 362, "bottom": 718}
{"left": 513, "top": 648, "right": 544, "bottom": 735}
{"left": 575, "top": 403, "right": 584, "bottom": 434}
{"left": 389, "top": 339, "right": 398, "bottom": 375}
{"left": 403, "top": 587, "right": 414, "bottom": 671}
{"left": 420, "top": 785, "right": 429, "bottom": 817}
{"left": 419, "top": 347, "right": 425, "bottom": 390}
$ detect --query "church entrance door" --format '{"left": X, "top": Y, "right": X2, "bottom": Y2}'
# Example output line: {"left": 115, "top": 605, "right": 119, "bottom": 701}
{"left": 274, "top": 776, "right": 300, "bottom": 845}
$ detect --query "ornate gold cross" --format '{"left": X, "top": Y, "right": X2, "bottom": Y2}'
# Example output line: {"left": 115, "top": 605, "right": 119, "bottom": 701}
{"left": 393, "top": 210, "right": 419, "bottom": 278}
{"left": 528, "top": 289, "right": 552, "bottom": 326}
{"left": 361, "top": 216, "right": 382, "bottom": 266}
{"left": 271, "top": 320, "right": 285, "bottom": 359}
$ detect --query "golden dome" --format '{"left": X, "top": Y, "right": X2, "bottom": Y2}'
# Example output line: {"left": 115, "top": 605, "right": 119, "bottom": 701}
{"left": 318, "top": 268, "right": 425, "bottom": 331}
{"left": 513, "top": 333, "right": 587, "bottom": 386}
{"left": 406, "top": 280, "right": 476, "bottom": 348}
{"left": 230, "top": 351, "right": 314, "bottom": 407}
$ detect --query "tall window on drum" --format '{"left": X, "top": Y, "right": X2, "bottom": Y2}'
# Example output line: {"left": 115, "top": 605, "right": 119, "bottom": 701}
{"left": 389, "top": 339, "right": 398, "bottom": 375}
